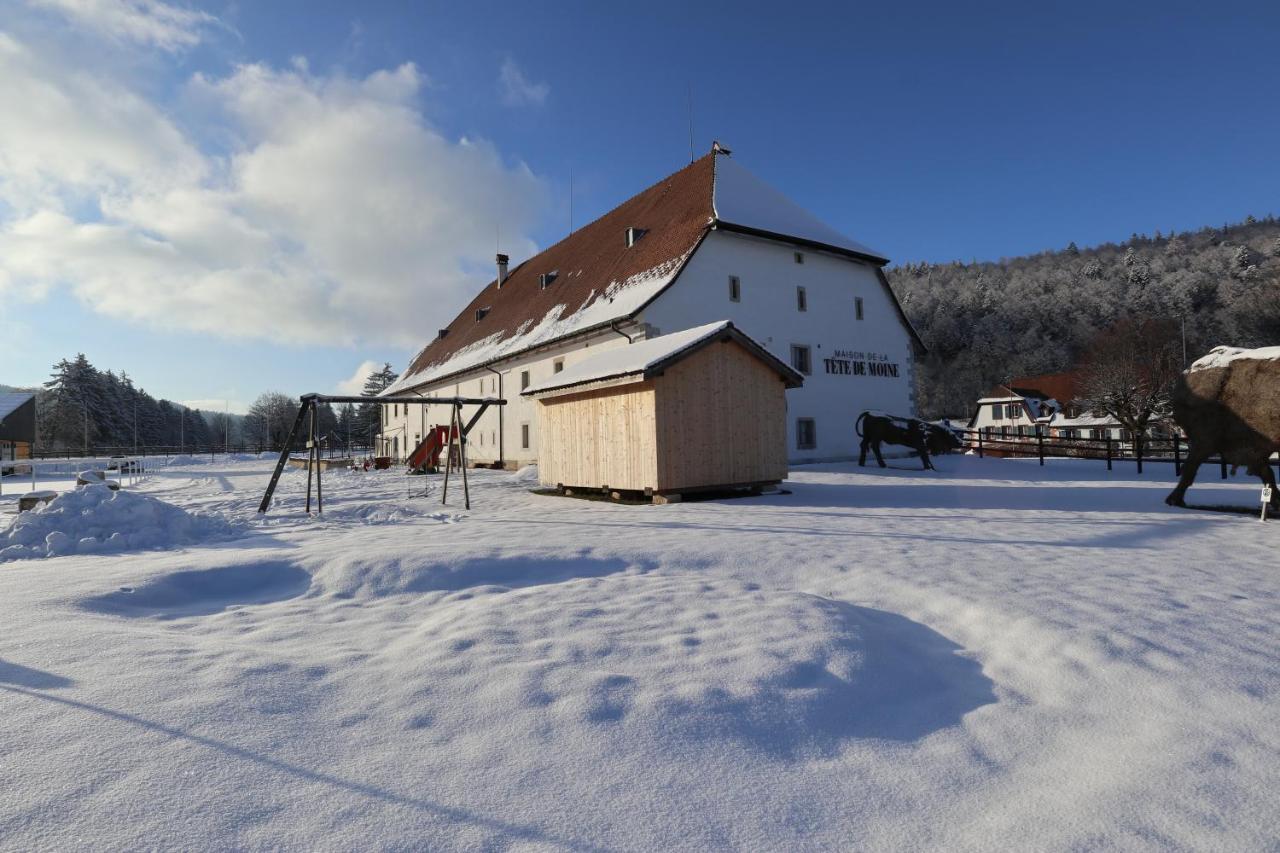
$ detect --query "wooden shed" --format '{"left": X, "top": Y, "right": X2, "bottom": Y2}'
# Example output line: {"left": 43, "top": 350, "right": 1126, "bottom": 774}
{"left": 522, "top": 321, "right": 803, "bottom": 501}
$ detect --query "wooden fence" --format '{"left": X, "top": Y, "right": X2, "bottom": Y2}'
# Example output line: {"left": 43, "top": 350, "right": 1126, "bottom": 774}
{"left": 959, "top": 428, "right": 1266, "bottom": 479}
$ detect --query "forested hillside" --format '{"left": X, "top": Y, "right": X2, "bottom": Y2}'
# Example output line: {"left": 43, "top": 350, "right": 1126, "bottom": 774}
{"left": 28, "top": 354, "right": 228, "bottom": 451}
{"left": 888, "top": 215, "right": 1280, "bottom": 417}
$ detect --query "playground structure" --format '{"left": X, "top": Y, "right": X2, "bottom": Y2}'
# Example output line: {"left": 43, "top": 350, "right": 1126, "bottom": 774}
{"left": 257, "top": 393, "right": 506, "bottom": 515}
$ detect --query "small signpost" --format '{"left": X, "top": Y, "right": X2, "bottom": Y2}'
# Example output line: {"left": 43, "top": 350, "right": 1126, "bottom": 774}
{"left": 1263, "top": 485, "right": 1273, "bottom": 522}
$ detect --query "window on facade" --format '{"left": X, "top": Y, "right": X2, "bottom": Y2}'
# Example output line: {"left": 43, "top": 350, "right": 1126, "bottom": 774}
{"left": 521, "top": 423, "right": 530, "bottom": 450}
{"left": 521, "top": 370, "right": 530, "bottom": 390}
{"left": 796, "top": 286, "right": 807, "bottom": 312}
{"left": 796, "top": 418, "right": 817, "bottom": 450}
{"left": 790, "top": 344, "right": 812, "bottom": 375}
{"left": 728, "top": 275, "right": 741, "bottom": 302}
{"left": 794, "top": 251, "right": 805, "bottom": 264}
{"left": 1011, "top": 405, "right": 1022, "bottom": 420}
{"left": 855, "top": 296, "right": 864, "bottom": 321}
{"left": 991, "top": 403, "right": 1002, "bottom": 420}
{"left": 553, "top": 359, "right": 564, "bottom": 374}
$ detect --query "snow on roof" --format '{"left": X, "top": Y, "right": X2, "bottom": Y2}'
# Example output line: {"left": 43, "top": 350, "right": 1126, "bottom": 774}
{"left": 0, "top": 392, "right": 34, "bottom": 422}
{"left": 385, "top": 254, "right": 691, "bottom": 395}
{"left": 388, "top": 149, "right": 896, "bottom": 395}
{"left": 1051, "top": 414, "right": 1120, "bottom": 429}
{"left": 711, "top": 157, "right": 887, "bottom": 262}
{"left": 1188, "top": 344, "right": 1280, "bottom": 373}
{"left": 523, "top": 320, "right": 733, "bottom": 396}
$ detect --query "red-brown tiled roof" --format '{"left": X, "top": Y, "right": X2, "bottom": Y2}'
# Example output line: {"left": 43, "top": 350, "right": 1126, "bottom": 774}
{"left": 394, "top": 154, "right": 717, "bottom": 389}
{"left": 1005, "top": 370, "right": 1083, "bottom": 404}
{"left": 388, "top": 150, "right": 915, "bottom": 393}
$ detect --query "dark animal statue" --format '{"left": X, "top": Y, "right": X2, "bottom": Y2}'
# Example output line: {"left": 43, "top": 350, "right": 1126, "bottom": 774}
{"left": 1165, "top": 346, "right": 1280, "bottom": 510}
{"left": 856, "top": 411, "right": 961, "bottom": 471}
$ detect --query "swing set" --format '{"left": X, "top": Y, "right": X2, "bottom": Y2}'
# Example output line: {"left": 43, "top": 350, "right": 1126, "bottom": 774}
{"left": 257, "top": 393, "right": 506, "bottom": 515}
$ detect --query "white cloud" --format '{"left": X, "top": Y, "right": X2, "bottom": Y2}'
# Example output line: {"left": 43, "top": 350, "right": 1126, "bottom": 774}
{"left": 28, "top": 0, "right": 219, "bottom": 51}
{"left": 0, "top": 34, "right": 547, "bottom": 349}
{"left": 498, "top": 57, "right": 549, "bottom": 107}
{"left": 334, "top": 360, "right": 381, "bottom": 396}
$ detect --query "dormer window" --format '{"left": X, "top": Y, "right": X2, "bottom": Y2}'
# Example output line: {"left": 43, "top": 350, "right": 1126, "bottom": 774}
{"left": 625, "top": 227, "right": 648, "bottom": 247}
{"left": 539, "top": 271, "right": 558, "bottom": 289}
{"left": 475, "top": 307, "right": 490, "bottom": 322}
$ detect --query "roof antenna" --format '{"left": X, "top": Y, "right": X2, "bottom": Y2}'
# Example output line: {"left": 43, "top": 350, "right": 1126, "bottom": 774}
{"left": 569, "top": 170, "right": 574, "bottom": 234}
{"left": 687, "top": 82, "right": 695, "bottom": 163}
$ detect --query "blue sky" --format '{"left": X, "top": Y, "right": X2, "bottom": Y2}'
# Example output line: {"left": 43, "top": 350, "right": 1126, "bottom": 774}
{"left": 2, "top": 0, "right": 1278, "bottom": 410}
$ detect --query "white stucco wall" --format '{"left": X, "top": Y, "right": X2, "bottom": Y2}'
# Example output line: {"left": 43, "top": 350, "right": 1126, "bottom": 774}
{"left": 379, "top": 328, "right": 642, "bottom": 466}
{"left": 382, "top": 228, "right": 917, "bottom": 467}
{"left": 639, "top": 229, "right": 916, "bottom": 462}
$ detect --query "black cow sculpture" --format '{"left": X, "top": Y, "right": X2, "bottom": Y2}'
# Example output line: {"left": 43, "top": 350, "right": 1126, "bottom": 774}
{"left": 856, "top": 411, "right": 961, "bottom": 471}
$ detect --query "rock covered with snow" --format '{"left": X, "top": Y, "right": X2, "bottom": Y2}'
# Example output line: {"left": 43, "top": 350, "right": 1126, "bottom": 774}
{"left": 1189, "top": 344, "right": 1280, "bottom": 373}
{"left": 0, "top": 484, "right": 236, "bottom": 561}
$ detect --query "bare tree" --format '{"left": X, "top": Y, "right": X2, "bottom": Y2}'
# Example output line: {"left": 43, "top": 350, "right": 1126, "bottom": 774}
{"left": 244, "top": 392, "right": 298, "bottom": 450}
{"left": 1078, "top": 318, "right": 1183, "bottom": 457}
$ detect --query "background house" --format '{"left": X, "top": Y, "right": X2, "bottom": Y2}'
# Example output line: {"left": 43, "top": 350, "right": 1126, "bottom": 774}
{"left": 0, "top": 392, "right": 36, "bottom": 467}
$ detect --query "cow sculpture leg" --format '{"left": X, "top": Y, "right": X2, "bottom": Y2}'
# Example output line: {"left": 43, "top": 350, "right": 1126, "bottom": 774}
{"left": 1165, "top": 445, "right": 1210, "bottom": 506}
{"left": 918, "top": 446, "right": 935, "bottom": 471}
{"left": 859, "top": 437, "right": 887, "bottom": 468}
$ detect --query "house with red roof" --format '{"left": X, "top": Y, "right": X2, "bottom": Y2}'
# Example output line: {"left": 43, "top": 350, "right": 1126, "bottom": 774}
{"left": 379, "top": 146, "right": 924, "bottom": 466}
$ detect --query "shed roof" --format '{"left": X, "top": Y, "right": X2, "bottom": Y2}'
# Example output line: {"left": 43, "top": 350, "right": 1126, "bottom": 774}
{"left": 0, "top": 392, "right": 34, "bottom": 422}
{"left": 522, "top": 320, "right": 803, "bottom": 398}
{"left": 385, "top": 149, "right": 908, "bottom": 395}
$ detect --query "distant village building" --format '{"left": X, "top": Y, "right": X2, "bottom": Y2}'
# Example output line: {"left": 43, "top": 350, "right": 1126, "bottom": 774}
{"left": 0, "top": 392, "right": 36, "bottom": 467}
{"left": 379, "top": 147, "right": 924, "bottom": 466}
{"left": 967, "top": 371, "right": 1173, "bottom": 442}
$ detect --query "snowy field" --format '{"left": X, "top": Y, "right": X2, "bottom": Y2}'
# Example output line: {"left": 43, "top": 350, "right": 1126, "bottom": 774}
{"left": 0, "top": 456, "right": 1276, "bottom": 850}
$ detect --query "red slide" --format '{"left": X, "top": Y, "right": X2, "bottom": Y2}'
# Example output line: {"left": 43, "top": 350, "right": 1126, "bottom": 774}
{"left": 407, "top": 425, "right": 452, "bottom": 472}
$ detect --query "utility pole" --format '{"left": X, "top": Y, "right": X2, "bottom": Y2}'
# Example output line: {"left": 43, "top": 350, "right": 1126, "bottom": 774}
{"left": 179, "top": 410, "right": 184, "bottom": 454}
{"left": 133, "top": 400, "right": 137, "bottom": 455}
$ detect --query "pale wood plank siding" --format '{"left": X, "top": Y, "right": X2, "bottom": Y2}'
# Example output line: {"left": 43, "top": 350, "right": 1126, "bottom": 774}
{"left": 678, "top": 343, "right": 780, "bottom": 486}
{"left": 652, "top": 341, "right": 788, "bottom": 490}
{"left": 533, "top": 340, "right": 788, "bottom": 493}
{"left": 536, "top": 382, "right": 659, "bottom": 490}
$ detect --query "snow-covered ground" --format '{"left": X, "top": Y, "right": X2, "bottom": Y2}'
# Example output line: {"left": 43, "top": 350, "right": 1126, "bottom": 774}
{"left": 0, "top": 456, "right": 1275, "bottom": 850}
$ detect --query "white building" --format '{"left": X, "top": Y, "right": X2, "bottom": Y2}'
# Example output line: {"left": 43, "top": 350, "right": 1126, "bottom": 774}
{"left": 379, "top": 147, "right": 923, "bottom": 466}
{"left": 968, "top": 373, "right": 1173, "bottom": 443}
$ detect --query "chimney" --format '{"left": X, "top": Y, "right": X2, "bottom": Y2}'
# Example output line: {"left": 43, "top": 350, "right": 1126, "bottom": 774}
{"left": 496, "top": 253, "right": 509, "bottom": 288}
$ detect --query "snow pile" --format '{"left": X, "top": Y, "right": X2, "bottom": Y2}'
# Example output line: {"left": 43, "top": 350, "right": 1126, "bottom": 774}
{"left": 0, "top": 485, "right": 236, "bottom": 561}
{"left": 1189, "top": 344, "right": 1280, "bottom": 372}
{"left": 509, "top": 464, "right": 539, "bottom": 484}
